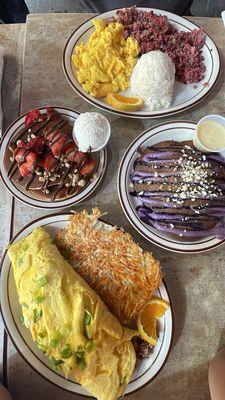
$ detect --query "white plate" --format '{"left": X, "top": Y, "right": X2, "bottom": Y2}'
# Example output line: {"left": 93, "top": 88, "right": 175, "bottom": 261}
{"left": 63, "top": 8, "right": 220, "bottom": 119}
{"left": 0, "top": 213, "right": 173, "bottom": 395}
{"left": 118, "top": 120, "right": 225, "bottom": 253}
{"left": 0, "top": 107, "right": 107, "bottom": 210}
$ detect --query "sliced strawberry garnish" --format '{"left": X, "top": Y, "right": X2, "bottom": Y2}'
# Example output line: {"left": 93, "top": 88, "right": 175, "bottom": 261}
{"left": 16, "top": 140, "right": 30, "bottom": 149}
{"left": 61, "top": 140, "right": 76, "bottom": 153}
{"left": 19, "top": 163, "right": 31, "bottom": 177}
{"left": 19, "top": 151, "right": 37, "bottom": 177}
{"left": 45, "top": 129, "right": 61, "bottom": 142}
{"left": 80, "top": 159, "right": 96, "bottom": 175}
{"left": 42, "top": 153, "right": 56, "bottom": 171}
{"left": 74, "top": 151, "right": 86, "bottom": 164}
{"left": 29, "top": 136, "right": 45, "bottom": 154}
{"left": 46, "top": 106, "right": 54, "bottom": 115}
{"left": 14, "top": 148, "right": 27, "bottom": 163}
{"left": 25, "top": 109, "right": 40, "bottom": 126}
{"left": 67, "top": 149, "right": 86, "bottom": 164}
{"left": 50, "top": 135, "right": 66, "bottom": 158}
{"left": 65, "top": 144, "right": 76, "bottom": 159}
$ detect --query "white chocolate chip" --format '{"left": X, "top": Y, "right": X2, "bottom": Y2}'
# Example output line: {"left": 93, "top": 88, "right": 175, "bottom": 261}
{"left": 78, "top": 179, "right": 86, "bottom": 187}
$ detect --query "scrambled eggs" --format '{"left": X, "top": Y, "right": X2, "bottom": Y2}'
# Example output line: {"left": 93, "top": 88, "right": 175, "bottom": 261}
{"left": 72, "top": 19, "right": 140, "bottom": 98}
{"left": 8, "top": 227, "right": 136, "bottom": 400}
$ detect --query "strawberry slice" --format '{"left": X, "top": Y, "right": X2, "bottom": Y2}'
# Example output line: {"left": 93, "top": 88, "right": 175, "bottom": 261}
{"left": 74, "top": 151, "right": 86, "bottom": 164}
{"left": 14, "top": 148, "right": 27, "bottom": 163}
{"left": 25, "top": 109, "right": 40, "bottom": 126}
{"left": 46, "top": 106, "right": 54, "bottom": 115}
{"left": 45, "top": 129, "right": 61, "bottom": 142}
{"left": 80, "top": 159, "right": 96, "bottom": 175}
{"left": 67, "top": 149, "right": 86, "bottom": 163}
{"left": 50, "top": 135, "right": 66, "bottom": 158}
{"left": 65, "top": 144, "right": 76, "bottom": 160}
{"left": 61, "top": 140, "right": 76, "bottom": 153}
{"left": 42, "top": 153, "right": 56, "bottom": 171}
{"left": 16, "top": 140, "right": 30, "bottom": 149}
{"left": 29, "top": 136, "right": 45, "bottom": 153}
{"left": 19, "top": 151, "right": 37, "bottom": 177}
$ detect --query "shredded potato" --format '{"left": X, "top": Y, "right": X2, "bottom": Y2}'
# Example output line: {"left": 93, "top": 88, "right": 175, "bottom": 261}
{"left": 56, "top": 208, "right": 162, "bottom": 323}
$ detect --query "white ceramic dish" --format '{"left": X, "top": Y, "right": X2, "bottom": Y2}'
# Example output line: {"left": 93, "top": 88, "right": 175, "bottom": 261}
{"left": 0, "top": 107, "right": 107, "bottom": 210}
{"left": 63, "top": 8, "right": 220, "bottom": 119}
{"left": 118, "top": 120, "right": 225, "bottom": 253}
{"left": 194, "top": 114, "right": 225, "bottom": 152}
{"left": 0, "top": 213, "right": 173, "bottom": 396}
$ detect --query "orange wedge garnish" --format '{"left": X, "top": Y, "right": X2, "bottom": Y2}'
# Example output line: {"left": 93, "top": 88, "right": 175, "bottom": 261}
{"left": 137, "top": 298, "right": 170, "bottom": 346}
{"left": 106, "top": 92, "right": 144, "bottom": 111}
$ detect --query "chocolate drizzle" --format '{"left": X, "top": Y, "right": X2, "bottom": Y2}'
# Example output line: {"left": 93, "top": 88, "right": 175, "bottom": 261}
{"left": 130, "top": 140, "right": 225, "bottom": 239}
{"left": 4, "top": 108, "right": 97, "bottom": 202}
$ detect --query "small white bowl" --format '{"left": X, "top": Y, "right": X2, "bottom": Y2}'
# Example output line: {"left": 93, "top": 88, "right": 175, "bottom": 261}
{"left": 194, "top": 114, "right": 225, "bottom": 153}
{"left": 73, "top": 112, "right": 111, "bottom": 153}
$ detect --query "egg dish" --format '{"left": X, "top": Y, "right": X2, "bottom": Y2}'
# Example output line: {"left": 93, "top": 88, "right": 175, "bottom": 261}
{"left": 8, "top": 227, "right": 136, "bottom": 400}
{"left": 70, "top": 7, "right": 207, "bottom": 112}
{"left": 72, "top": 19, "right": 140, "bottom": 98}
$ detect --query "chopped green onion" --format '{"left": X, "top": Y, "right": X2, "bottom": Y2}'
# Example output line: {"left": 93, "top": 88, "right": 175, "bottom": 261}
{"left": 33, "top": 309, "right": 43, "bottom": 323}
{"left": 75, "top": 351, "right": 84, "bottom": 359}
{"left": 22, "top": 303, "right": 29, "bottom": 309}
{"left": 20, "top": 316, "right": 25, "bottom": 325}
{"left": 34, "top": 296, "right": 44, "bottom": 305}
{"left": 84, "top": 310, "right": 91, "bottom": 326}
{"left": 60, "top": 344, "right": 73, "bottom": 359}
{"left": 38, "top": 343, "right": 46, "bottom": 354}
{"left": 38, "top": 332, "right": 45, "bottom": 339}
{"left": 50, "top": 338, "right": 59, "bottom": 349}
{"left": 38, "top": 275, "right": 48, "bottom": 287}
{"left": 49, "top": 356, "right": 64, "bottom": 371}
{"left": 76, "top": 356, "right": 86, "bottom": 370}
{"left": 61, "top": 326, "right": 70, "bottom": 336}
{"left": 86, "top": 339, "right": 94, "bottom": 352}
{"left": 84, "top": 310, "right": 93, "bottom": 339}
{"left": 61, "top": 248, "right": 69, "bottom": 260}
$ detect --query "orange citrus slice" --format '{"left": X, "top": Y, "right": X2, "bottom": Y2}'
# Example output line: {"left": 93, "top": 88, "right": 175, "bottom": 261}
{"left": 137, "top": 298, "right": 170, "bottom": 346}
{"left": 106, "top": 92, "right": 144, "bottom": 111}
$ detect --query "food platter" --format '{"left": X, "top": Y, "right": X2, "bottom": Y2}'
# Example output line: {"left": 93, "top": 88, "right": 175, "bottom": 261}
{"left": 63, "top": 8, "right": 220, "bottom": 119}
{"left": 0, "top": 212, "right": 173, "bottom": 395}
{"left": 118, "top": 120, "right": 225, "bottom": 253}
{"left": 0, "top": 106, "right": 107, "bottom": 210}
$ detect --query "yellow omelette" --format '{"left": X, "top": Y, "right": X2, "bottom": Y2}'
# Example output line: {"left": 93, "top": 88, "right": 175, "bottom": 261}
{"left": 8, "top": 227, "right": 136, "bottom": 400}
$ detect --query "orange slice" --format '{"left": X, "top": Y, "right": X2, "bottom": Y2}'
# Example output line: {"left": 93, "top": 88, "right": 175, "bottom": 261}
{"left": 137, "top": 298, "right": 170, "bottom": 346}
{"left": 106, "top": 92, "right": 144, "bottom": 111}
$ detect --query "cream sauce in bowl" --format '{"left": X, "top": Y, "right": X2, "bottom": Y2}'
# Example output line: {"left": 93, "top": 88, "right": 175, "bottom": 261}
{"left": 194, "top": 115, "right": 225, "bottom": 153}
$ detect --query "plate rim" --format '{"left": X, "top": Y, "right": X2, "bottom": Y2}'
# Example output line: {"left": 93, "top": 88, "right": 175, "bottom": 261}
{"left": 0, "top": 106, "right": 107, "bottom": 210}
{"left": 117, "top": 119, "right": 225, "bottom": 254}
{"left": 62, "top": 7, "right": 221, "bottom": 119}
{"left": 0, "top": 211, "right": 174, "bottom": 396}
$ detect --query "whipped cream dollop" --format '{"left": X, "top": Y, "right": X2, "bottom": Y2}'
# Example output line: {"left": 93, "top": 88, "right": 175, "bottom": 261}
{"left": 73, "top": 112, "right": 110, "bottom": 152}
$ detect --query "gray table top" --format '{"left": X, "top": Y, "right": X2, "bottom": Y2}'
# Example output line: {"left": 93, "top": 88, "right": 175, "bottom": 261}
{"left": 1, "top": 13, "right": 225, "bottom": 400}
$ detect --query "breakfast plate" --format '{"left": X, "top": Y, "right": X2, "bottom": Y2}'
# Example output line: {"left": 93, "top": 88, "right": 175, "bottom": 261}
{"left": 0, "top": 212, "right": 173, "bottom": 395}
{"left": 0, "top": 106, "right": 107, "bottom": 210}
{"left": 63, "top": 7, "right": 220, "bottom": 119}
{"left": 118, "top": 120, "right": 225, "bottom": 253}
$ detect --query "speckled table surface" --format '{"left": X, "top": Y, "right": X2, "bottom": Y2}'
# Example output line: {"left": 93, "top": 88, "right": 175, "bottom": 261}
{"left": 1, "top": 13, "right": 225, "bottom": 400}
